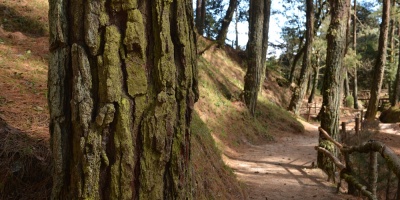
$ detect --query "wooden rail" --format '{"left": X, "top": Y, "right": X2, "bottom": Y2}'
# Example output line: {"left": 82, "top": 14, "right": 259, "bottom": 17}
{"left": 316, "top": 127, "right": 400, "bottom": 200}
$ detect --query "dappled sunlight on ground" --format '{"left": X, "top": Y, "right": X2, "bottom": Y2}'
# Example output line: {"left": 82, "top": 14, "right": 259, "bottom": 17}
{"left": 220, "top": 121, "right": 358, "bottom": 199}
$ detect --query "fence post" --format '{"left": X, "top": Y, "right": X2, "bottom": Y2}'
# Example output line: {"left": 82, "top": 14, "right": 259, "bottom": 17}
{"left": 307, "top": 103, "right": 311, "bottom": 121}
{"left": 345, "top": 152, "right": 356, "bottom": 194}
{"left": 355, "top": 117, "right": 360, "bottom": 135}
{"left": 341, "top": 122, "right": 346, "bottom": 142}
{"left": 360, "top": 110, "right": 364, "bottom": 124}
{"left": 368, "top": 152, "right": 378, "bottom": 199}
{"left": 314, "top": 102, "right": 317, "bottom": 113}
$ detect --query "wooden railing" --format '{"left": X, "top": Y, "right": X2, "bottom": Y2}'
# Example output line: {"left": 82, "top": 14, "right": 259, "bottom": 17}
{"left": 316, "top": 127, "right": 400, "bottom": 200}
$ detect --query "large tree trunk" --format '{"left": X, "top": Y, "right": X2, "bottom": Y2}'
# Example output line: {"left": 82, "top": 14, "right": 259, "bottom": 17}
{"left": 196, "top": 0, "right": 206, "bottom": 35}
{"left": 288, "top": 0, "right": 314, "bottom": 115}
{"left": 243, "top": 0, "right": 269, "bottom": 115}
{"left": 317, "top": 0, "right": 350, "bottom": 179}
{"left": 48, "top": 0, "right": 198, "bottom": 199}
{"left": 217, "top": 0, "right": 238, "bottom": 46}
{"left": 365, "top": 0, "right": 390, "bottom": 120}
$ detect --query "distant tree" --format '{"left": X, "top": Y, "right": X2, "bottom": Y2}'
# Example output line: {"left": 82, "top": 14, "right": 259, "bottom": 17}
{"left": 196, "top": 0, "right": 206, "bottom": 35}
{"left": 393, "top": 23, "right": 400, "bottom": 105}
{"left": 317, "top": 0, "right": 350, "bottom": 180}
{"left": 48, "top": 0, "right": 198, "bottom": 198}
{"left": 261, "top": 0, "right": 271, "bottom": 81}
{"left": 308, "top": 50, "right": 320, "bottom": 103}
{"left": 217, "top": 0, "right": 238, "bottom": 46}
{"left": 365, "top": 0, "right": 390, "bottom": 120}
{"left": 288, "top": 0, "right": 314, "bottom": 115}
{"left": 204, "top": 1, "right": 225, "bottom": 39}
{"left": 352, "top": 0, "right": 359, "bottom": 109}
{"left": 243, "top": 0, "right": 270, "bottom": 115}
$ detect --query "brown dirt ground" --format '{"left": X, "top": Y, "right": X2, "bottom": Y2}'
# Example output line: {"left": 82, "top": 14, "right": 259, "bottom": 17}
{"left": 220, "top": 119, "right": 360, "bottom": 200}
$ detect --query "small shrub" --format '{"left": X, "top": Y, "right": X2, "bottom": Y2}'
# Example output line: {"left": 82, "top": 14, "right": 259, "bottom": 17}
{"left": 344, "top": 95, "right": 354, "bottom": 107}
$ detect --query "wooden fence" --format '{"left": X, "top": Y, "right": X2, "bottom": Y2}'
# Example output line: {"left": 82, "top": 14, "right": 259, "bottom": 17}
{"left": 316, "top": 127, "right": 400, "bottom": 200}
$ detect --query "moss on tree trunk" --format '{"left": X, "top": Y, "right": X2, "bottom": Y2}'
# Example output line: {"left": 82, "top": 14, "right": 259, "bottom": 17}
{"left": 48, "top": 0, "right": 198, "bottom": 199}
{"left": 317, "top": 0, "right": 350, "bottom": 177}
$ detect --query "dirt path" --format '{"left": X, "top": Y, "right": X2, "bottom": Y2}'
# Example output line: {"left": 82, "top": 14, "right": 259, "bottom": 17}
{"left": 222, "top": 120, "right": 357, "bottom": 200}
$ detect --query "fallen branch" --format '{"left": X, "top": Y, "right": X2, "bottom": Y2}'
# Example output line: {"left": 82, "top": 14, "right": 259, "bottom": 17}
{"left": 318, "top": 127, "right": 343, "bottom": 149}
{"left": 315, "top": 146, "right": 345, "bottom": 170}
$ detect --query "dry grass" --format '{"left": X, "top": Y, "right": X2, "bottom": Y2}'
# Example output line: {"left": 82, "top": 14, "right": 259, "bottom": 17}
{"left": 196, "top": 38, "right": 303, "bottom": 149}
{"left": 0, "top": 23, "right": 49, "bottom": 138}
{"left": 0, "top": 0, "right": 51, "bottom": 199}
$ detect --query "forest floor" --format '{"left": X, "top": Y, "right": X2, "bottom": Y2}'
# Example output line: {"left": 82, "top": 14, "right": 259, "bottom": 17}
{"left": 1, "top": 1, "right": 400, "bottom": 199}
{"left": 221, "top": 110, "right": 400, "bottom": 200}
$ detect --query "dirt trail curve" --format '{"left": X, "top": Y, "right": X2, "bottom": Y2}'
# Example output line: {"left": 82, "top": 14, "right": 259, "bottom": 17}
{"left": 222, "top": 120, "right": 358, "bottom": 200}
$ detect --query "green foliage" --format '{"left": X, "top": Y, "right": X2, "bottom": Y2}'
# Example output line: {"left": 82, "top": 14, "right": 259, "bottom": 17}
{"left": 343, "top": 48, "right": 360, "bottom": 70}
{"left": 344, "top": 95, "right": 354, "bottom": 107}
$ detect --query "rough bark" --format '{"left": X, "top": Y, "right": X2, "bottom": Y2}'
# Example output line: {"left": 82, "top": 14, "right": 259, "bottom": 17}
{"left": 196, "top": 0, "right": 206, "bottom": 35}
{"left": 365, "top": 0, "right": 390, "bottom": 120}
{"left": 317, "top": 0, "right": 350, "bottom": 178}
{"left": 48, "top": 0, "right": 198, "bottom": 199}
{"left": 217, "top": 0, "right": 238, "bottom": 46}
{"left": 243, "top": 0, "right": 269, "bottom": 116}
{"left": 288, "top": 0, "right": 314, "bottom": 115}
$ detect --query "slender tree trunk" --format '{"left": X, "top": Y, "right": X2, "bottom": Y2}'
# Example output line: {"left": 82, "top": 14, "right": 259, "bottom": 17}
{"left": 308, "top": 51, "right": 320, "bottom": 103}
{"left": 306, "top": 73, "right": 312, "bottom": 96}
{"left": 217, "top": 0, "right": 238, "bottom": 46}
{"left": 393, "top": 23, "right": 400, "bottom": 106}
{"left": 391, "top": 9, "right": 400, "bottom": 106}
{"left": 196, "top": 0, "right": 206, "bottom": 35}
{"left": 365, "top": 0, "right": 390, "bottom": 120}
{"left": 289, "top": 42, "right": 305, "bottom": 84}
{"left": 235, "top": 6, "right": 239, "bottom": 50}
{"left": 288, "top": 0, "right": 314, "bottom": 115}
{"left": 388, "top": 0, "right": 396, "bottom": 105}
{"left": 343, "top": 3, "right": 351, "bottom": 102}
{"left": 48, "top": 0, "right": 198, "bottom": 199}
{"left": 243, "top": 0, "right": 269, "bottom": 116}
{"left": 317, "top": 0, "right": 350, "bottom": 180}
{"left": 352, "top": 0, "right": 359, "bottom": 109}
{"left": 260, "top": 0, "right": 271, "bottom": 90}
{"left": 344, "top": 73, "right": 350, "bottom": 100}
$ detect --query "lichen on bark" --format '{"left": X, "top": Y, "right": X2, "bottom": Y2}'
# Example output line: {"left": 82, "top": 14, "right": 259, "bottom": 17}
{"left": 49, "top": 0, "right": 197, "bottom": 199}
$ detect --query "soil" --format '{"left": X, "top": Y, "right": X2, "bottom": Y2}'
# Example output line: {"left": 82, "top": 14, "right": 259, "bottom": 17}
{"left": 220, "top": 114, "right": 400, "bottom": 200}
{"left": 221, "top": 119, "right": 360, "bottom": 200}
